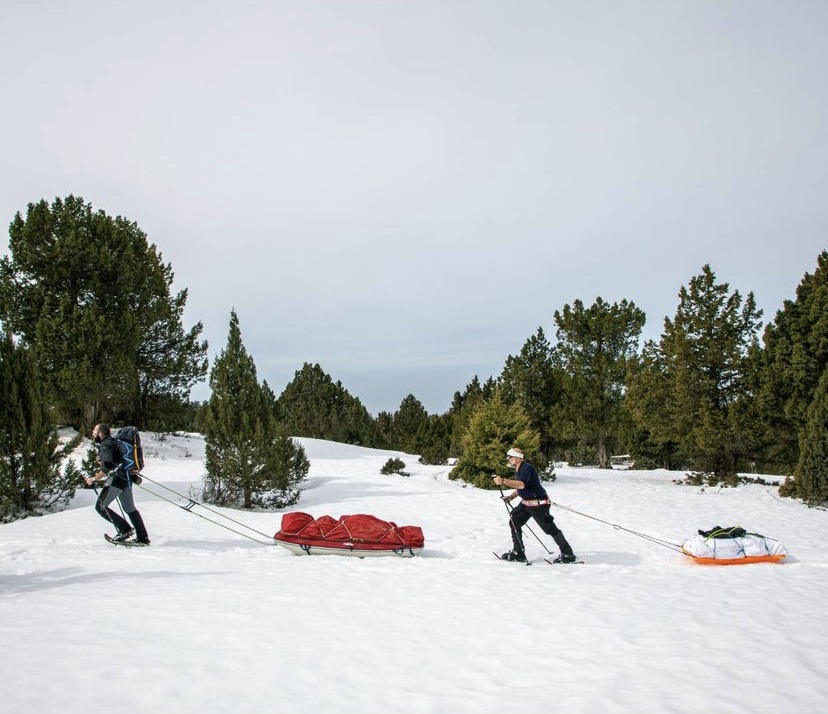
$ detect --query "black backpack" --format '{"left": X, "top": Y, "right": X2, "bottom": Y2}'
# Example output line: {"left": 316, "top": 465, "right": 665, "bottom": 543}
{"left": 698, "top": 525, "right": 747, "bottom": 539}
{"left": 113, "top": 426, "right": 144, "bottom": 484}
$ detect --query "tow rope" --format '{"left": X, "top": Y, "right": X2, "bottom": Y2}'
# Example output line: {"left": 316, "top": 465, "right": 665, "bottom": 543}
{"left": 134, "top": 473, "right": 277, "bottom": 546}
{"left": 549, "top": 500, "right": 687, "bottom": 555}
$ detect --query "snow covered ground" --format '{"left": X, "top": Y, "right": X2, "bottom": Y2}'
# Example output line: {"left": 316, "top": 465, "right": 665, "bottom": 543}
{"left": 1, "top": 431, "right": 826, "bottom": 714}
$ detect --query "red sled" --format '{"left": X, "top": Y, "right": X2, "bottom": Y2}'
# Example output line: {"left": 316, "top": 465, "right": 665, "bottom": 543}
{"left": 274, "top": 512, "right": 424, "bottom": 557}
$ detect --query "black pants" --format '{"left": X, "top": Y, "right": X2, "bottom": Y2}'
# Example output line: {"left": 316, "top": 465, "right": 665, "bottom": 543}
{"left": 509, "top": 502, "right": 574, "bottom": 557}
{"left": 95, "top": 485, "right": 149, "bottom": 541}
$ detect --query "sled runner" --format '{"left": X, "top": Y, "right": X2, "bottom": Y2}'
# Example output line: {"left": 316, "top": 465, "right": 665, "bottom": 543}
{"left": 274, "top": 512, "right": 424, "bottom": 557}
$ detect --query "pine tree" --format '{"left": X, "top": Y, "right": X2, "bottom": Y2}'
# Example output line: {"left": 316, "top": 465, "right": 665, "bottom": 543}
{"left": 624, "top": 346, "right": 684, "bottom": 469}
{"left": 392, "top": 394, "right": 429, "bottom": 453}
{"left": 0, "top": 196, "right": 207, "bottom": 430}
{"left": 277, "top": 363, "right": 379, "bottom": 446}
{"left": 755, "top": 251, "right": 828, "bottom": 473}
{"left": 449, "top": 391, "right": 540, "bottom": 488}
{"left": 416, "top": 414, "right": 452, "bottom": 465}
{"left": 0, "top": 332, "right": 80, "bottom": 520}
{"left": 552, "top": 297, "right": 645, "bottom": 468}
{"left": 447, "top": 376, "right": 496, "bottom": 457}
{"left": 789, "top": 368, "right": 828, "bottom": 503}
{"left": 374, "top": 411, "right": 394, "bottom": 448}
{"left": 626, "top": 265, "right": 762, "bottom": 477}
{"left": 500, "top": 327, "right": 562, "bottom": 464}
{"left": 203, "top": 311, "right": 307, "bottom": 509}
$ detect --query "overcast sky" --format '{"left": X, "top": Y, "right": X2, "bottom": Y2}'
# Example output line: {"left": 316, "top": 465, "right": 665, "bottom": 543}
{"left": 2, "top": 0, "right": 827, "bottom": 414}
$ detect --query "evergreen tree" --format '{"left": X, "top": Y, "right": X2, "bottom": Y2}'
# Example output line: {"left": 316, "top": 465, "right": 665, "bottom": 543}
{"left": 203, "top": 311, "right": 307, "bottom": 509}
{"left": 448, "top": 377, "right": 483, "bottom": 457}
{"left": 133, "top": 277, "right": 209, "bottom": 427}
{"left": 449, "top": 390, "right": 540, "bottom": 489}
{"left": 374, "top": 411, "right": 396, "bottom": 449}
{"left": 787, "top": 368, "right": 828, "bottom": 503}
{"left": 392, "top": 394, "right": 429, "bottom": 453}
{"left": 378, "top": 393, "right": 449, "bottom": 462}
{"left": 755, "top": 251, "right": 828, "bottom": 473}
{"left": 374, "top": 410, "right": 394, "bottom": 448}
{"left": 380, "top": 457, "right": 409, "bottom": 476}
{"left": 0, "top": 332, "right": 80, "bottom": 520}
{"left": 552, "top": 297, "right": 645, "bottom": 468}
{"left": 416, "top": 413, "right": 452, "bottom": 465}
{"left": 0, "top": 196, "right": 207, "bottom": 430}
{"left": 447, "top": 375, "right": 496, "bottom": 457}
{"left": 626, "top": 265, "right": 762, "bottom": 477}
{"left": 500, "top": 327, "right": 563, "bottom": 463}
{"left": 277, "top": 363, "right": 379, "bottom": 446}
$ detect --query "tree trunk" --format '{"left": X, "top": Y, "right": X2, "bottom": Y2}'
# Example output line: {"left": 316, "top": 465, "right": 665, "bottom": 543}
{"left": 597, "top": 438, "right": 612, "bottom": 469}
{"left": 81, "top": 402, "right": 98, "bottom": 436}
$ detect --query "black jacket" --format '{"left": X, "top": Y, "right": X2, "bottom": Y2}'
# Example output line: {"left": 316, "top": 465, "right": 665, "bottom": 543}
{"left": 515, "top": 461, "right": 548, "bottom": 501}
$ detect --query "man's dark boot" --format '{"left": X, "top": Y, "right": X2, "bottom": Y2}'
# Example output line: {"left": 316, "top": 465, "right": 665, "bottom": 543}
{"left": 128, "top": 510, "right": 150, "bottom": 544}
{"left": 500, "top": 550, "right": 527, "bottom": 562}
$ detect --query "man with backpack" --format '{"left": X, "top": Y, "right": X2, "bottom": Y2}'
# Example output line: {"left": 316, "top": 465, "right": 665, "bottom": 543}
{"left": 85, "top": 423, "right": 150, "bottom": 545}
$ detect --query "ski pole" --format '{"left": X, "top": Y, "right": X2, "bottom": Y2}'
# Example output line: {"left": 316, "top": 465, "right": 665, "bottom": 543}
{"left": 496, "top": 480, "right": 514, "bottom": 518}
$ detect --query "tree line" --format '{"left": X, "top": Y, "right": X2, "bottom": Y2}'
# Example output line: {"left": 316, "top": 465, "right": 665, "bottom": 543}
{"left": 259, "top": 259, "right": 828, "bottom": 505}
{"left": 1, "top": 196, "right": 826, "bottom": 520}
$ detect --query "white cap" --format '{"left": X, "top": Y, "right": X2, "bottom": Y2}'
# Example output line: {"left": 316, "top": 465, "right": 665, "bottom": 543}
{"left": 506, "top": 448, "right": 524, "bottom": 459}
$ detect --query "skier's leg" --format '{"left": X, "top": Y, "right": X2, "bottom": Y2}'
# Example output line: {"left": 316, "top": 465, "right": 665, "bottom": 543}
{"left": 118, "top": 487, "right": 149, "bottom": 543}
{"left": 95, "top": 486, "right": 131, "bottom": 534}
{"left": 509, "top": 503, "right": 531, "bottom": 555}
{"left": 532, "top": 505, "right": 575, "bottom": 557}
